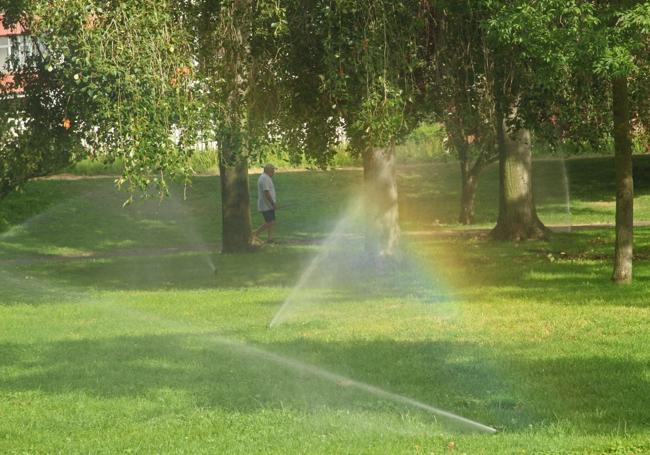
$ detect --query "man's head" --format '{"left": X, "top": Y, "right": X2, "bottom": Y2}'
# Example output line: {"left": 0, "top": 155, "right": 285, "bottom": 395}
{"left": 263, "top": 163, "right": 275, "bottom": 177}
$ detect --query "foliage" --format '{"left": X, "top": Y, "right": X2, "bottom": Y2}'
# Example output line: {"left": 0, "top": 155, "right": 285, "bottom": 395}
{"left": 0, "top": 0, "right": 206, "bottom": 199}
{"left": 421, "top": 1, "right": 499, "bottom": 168}
{"left": 0, "top": 94, "right": 76, "bottom": 199}
{"left": 262, "top": 0, "right": 341, "bottom": 167}
{"left": 395, "top": 122, "right": 447, "bottom": 164}
{"left": 2, "top": 0, "right": 648, "bottom": 201}
{"left": 181, "top": 0, "right": 278, "bottom": 166}
{"left": 322, "top": 0, "right": 426, "bottom": 154}
{"left": 483, "top": 0, "right": 650, "bottom": 150}
{"left": 273, "top": 0, "right": 428, "bottom": 162}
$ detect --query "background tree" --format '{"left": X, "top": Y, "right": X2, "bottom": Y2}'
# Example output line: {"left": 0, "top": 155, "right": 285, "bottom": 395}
{"left": 317, "top": 0, "right": 426, "bottom": 255}
{"left": 602, "top": 2, "right": 650, "bottom": 283}
{"left": 424, "top": 1, "right": 498, "bottom": 225}
{"left": 184, "top": 0, "right": 299, "bottom": 253}
{"left": 487, "top": 0, "right": 649, "bottom": 280}
{"left": 415, "top": 1, "right": 553, "bottom": 235}
{"left": 189, "top": 0, "right": 256, "bottom": 253}
{"left": 480, "top": 0, "right": 568, "bottom": 241}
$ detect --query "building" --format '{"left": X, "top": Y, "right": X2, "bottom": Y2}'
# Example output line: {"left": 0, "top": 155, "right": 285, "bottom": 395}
{"left": 0, "top": 17, "right": 28, "bottom": 92}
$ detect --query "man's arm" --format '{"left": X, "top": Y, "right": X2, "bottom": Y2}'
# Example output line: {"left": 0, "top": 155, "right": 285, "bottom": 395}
{"left": 264, "top": 190, "right": 276, "bottom": 209}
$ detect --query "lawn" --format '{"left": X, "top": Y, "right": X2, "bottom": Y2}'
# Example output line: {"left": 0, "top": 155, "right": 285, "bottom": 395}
{"left": 1, "top": 156, "right": 649, "bottom": 454}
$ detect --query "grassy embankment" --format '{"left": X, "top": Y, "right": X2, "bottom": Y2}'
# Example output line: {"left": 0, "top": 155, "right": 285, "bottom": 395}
{"left": 1, "top": 156, "right": 649, "bottom": 453}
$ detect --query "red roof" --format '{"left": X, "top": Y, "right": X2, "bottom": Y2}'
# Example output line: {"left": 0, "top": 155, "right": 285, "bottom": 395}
{"left": 0, "top": 17, "right": 25, "bottom": 36}
{"left": 0, "top": 74, "right": 23, "bottom": 93}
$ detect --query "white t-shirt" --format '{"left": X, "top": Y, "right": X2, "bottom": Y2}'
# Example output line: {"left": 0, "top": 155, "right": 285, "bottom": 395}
{"left": 257, "top": 172, "right": 276, "bottom": 212}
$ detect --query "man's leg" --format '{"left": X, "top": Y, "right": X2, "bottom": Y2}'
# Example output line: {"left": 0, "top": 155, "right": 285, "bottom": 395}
{"left": 262, "top": 210, "right": 276, "bottom": 242}
{"left": 252, "top": 222, "right": 269, "bottom": 243}
{"left": 266, "top": 220, "right": 275, "bottom": 241}
{"left": 253, "top": 210, "right": 276, "bottom": 243}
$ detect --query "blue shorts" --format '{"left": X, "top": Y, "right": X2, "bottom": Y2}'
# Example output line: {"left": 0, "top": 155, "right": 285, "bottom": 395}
{"left": 261, "top": 210, "right": 276, "bottom": 223}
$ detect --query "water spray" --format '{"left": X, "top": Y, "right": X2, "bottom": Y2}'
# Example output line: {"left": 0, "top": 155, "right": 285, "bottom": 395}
{"left": 223, "top": 334, "right": 498, "bottom": 434}
{"left": 104, "top": 300, "right": 498, "bottom": 434}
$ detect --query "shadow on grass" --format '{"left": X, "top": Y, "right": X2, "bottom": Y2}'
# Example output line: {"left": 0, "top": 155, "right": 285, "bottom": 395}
{"left": 1, "top": 330, "right": 648, "bottom": 434}
{"left": 1, "top": 242, "right": 451, "bottom": 306}
{"left": 0, "top": 332, "right": 526, "bottom": 433}
{"left": 410, "top": 228, "right": 650, "bottom": 308}
{"left": 483, "top": 261, "right": 650, "bottom": 308}
{"left": 0, "top": 249, "right": 306, "bottom": 298}
{"left": 0, "top": 173, "right": 359, "bottom": 259}
{"left": 509, "top": 355, "right": 650, "bottom": 432}
{"left": 3, "top": 226, "right": 649, "bottom": 310}
{"left": 564, "top": 155, "right": 650, "bottom": 200}
{"left": 399, "top": 155, "right": 650, "bottom": 228}
{"left": 0, "top": 179, "right": 222, "bottom": 258}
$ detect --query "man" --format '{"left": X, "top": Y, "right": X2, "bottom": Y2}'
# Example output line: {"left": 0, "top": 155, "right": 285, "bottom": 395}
{"left": 252, "top": 163, "right": 277, "bottom": 244}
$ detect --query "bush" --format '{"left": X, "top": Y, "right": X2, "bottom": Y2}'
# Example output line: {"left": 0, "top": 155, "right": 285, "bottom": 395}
{"left": 396, "top": 122, "right": 448, "bottom": 164}
{"left": 66, "top": 159, "right": 124, "bottom": 176}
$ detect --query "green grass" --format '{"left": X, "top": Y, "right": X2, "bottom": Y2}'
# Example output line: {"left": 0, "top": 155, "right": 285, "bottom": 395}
{"left": 1, "top": 156, "right": 650, "bottom": 453}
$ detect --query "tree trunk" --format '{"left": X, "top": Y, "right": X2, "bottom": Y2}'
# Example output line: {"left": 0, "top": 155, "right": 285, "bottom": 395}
{"left": 459, "top": 159, "right": 481, "bottom": 225}
{"left": 611, "top": 77, "right": 633, "bottom": 283}
{"left": 363, "top": 147, "right": 400, "bottom": 256}
{"left": 219, "top": 133, "right": 252, "bottom": 253}
{"left": 448, "top": 124, "right": 491, "bottom": 225}
{"left": 491, "top": 114, "right": 549, "bottom": 240}
{"left": 454, "top": 134, "right": 476, "bottom": 225}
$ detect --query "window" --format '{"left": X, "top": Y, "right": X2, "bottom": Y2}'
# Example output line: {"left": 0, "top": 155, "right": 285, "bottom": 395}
{"left": 0, "top": 35, "right": 36, "bottom": 71}
{"left": 0, "top": 37, "right": 10, "bottom": 70}
{"left": 16, "top": 35, "right": 35, "bottom": 66}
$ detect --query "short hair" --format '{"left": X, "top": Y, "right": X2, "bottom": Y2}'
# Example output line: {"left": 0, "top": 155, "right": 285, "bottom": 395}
{"left": 264, "top": 163, "right": 275, "bottom": 172}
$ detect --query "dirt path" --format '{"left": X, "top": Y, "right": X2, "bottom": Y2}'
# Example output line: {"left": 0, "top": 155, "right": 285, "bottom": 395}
{"left": 406, "top": 221, "right": 650, "bottom": 238}
{"left": 0, "top": 244, "right": 219, "bottom": 266}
